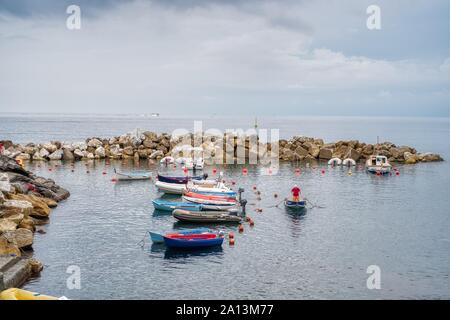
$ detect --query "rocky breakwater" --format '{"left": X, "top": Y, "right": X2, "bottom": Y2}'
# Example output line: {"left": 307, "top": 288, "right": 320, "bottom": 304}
{"left": 0, "top": 155, "right": 70, "bottom": 290}
{"left": 0, "top": 131, "right": 444, "bottom": 165}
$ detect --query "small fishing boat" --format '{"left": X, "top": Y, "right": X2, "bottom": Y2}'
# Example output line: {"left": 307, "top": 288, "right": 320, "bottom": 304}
{"left": 342, "top": 158, "right": 356, "bottom": 166}
{"left": 173, "top": 209, "right": 242, "bottom": 223}
{"left": 152, "top": 199, "right": 203, "bottom": 212}
{"left": 0, "top": 288, "right": 61, "bottom": 300}
{"left": 155, "top": 180, "right": 233, "bottom": 195}
{"left": 156, "top": 174, "right": 203, "bottom": 184}
{"left": 184, "top": 191, "right": 237, "bottom": 201}
{"left": 182, "top": 195, "right": 237, "bottom": 206}
{"left": 163, "top": 233, "right": 223, "bottom": 249}
{"left": 366, "top": 155, "right": 392, "bottom": 174}
{"left": 114, "top": 168, "right": 152, "bottom": 181}
{"left": 149, "top": 228, "right": 211, "bottom": 244}
{"left": 328, "top": 158, "right": 342, "bottom": 166}
{"left": 284, "top": 199, "right": 307, "bottom": 210}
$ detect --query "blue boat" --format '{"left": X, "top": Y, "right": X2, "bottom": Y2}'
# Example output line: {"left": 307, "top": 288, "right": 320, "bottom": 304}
{"left": 284, "top": 199, "right": 307, "bottom": 209}
{"left": 152, "top": 199, "right": 203, "bottom": 212}
{"left": 163, "top": 234, "right": 224, "bottom": 249}
{"left": 149, "top": 228, "right": 211, "bottom": 244}
{"left": 157, "top": 174, "right": 202, "bottom": 184}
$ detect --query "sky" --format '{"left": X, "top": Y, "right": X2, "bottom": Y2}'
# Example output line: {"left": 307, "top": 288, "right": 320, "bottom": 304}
{"left": 0, "top": 0, "right": 449, "bottom": 117}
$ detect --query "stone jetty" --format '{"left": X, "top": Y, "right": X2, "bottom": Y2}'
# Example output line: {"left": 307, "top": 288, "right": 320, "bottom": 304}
{"left": 0, "top": 131, "right": 443, "bottom": 165}
{"left": 0, "top": 155, "right": 70, "bottom": 290}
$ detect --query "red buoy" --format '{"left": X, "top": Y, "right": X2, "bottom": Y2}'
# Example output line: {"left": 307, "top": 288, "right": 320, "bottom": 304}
{"left": 295, "top": 168, "right": 301, "bottom": 175}
{"left": 238, "top": 224, "right": 244, "bottom": 233}
{"left": 321, "top": 169, "right": 325, "bottom": 174}
{"left": 242, "top": 167, "right": 248, "bottom": 175}
{"left": 228, "top": 232, "right": 234, "bottom": 239}
{"left": 212, "top": 168, "right": 217, "bottom": 174}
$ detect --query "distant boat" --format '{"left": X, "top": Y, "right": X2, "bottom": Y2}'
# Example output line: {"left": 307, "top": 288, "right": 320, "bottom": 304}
{"left": 284, "top": 199, "right": 307, "bottom": 210}
{"left": 366, "top": 155, "right": 392, "bottom": 174}
{"left": 151, "top": 113, "right": 160, "bottom": 117}
{"left": 114, "top": 168, "right": 152, "bottom": 181}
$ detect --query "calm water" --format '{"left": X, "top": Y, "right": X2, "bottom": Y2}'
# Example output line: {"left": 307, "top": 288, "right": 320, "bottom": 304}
{"left": 1, "top": 115, "right": 449, "bottom": 299}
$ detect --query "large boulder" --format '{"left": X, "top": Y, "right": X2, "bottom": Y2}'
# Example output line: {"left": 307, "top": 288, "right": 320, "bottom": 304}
{"left": 38, "top": 148, "right": 50, "bottom": 159}
{"left": 0, "top": 219, "right": 18, "bottom": 233}
{"left": 94, "top": 146, "right": 106, "bottom": 158}
{"left": 0, "top": 234, "right": 21, "bottom": 256}
{"left": 18, "top": 216, "right": 36, "bottom": 232}
{"left": 0, "top": 173, "right": 12, "bottom": 193}
{"left": 0, "top": 155, "right": 29, "bottom": 176}
{"left": 404, "top": 152, "right": 418, "bottom": 164}
{"left": 318, "top": 148, "right": 333, "bottom": 160}
{"left": 3, "top": 228, "right": 33, "bottom": 249}
{"left": 294, "top": 146, "right": 309, "bottom": 158}
{"left": 7, "top": 194, "right": 51, "bottom": 219}
{"left": 87, "top": 138, "right": 103, "bottom": 148}
{"left": 15, "top": 153, "right": 31, "bottom": 161}
{"left": 62, "top": 148, "right": 75, "bottom": 161}
{"left": 48, "top": 149, "right": 63, "bottom": 160}
{"left": 0, "top": 200, "right": 33, "bottom": 217}
{"left": 42, "top": 143, "right": 57, "bottom": 153}
{"left": 73, "top": 149, "right": 84, "bottom": 159}
{"left": 32, "top": 152, "right": 46, "bottom": 161}
{"left": 123, "top": 146, "right": 134, "bottom": 156}
{"left": 345, "top": 148, "right": 361, "bottom": 161}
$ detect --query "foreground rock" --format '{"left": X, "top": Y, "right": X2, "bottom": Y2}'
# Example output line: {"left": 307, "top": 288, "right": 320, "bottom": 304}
{"left": 1, "top": 154, "right": 69, "bottom": 290}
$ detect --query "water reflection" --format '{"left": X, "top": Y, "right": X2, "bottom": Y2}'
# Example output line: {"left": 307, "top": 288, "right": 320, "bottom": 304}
{"left": 163, "top": 246, "right": 224, "bottom": 260}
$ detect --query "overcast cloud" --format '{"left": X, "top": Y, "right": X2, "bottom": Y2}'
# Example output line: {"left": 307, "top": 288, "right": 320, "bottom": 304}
{"left": 0, "top": 0, "right": 449, "bottom": 116}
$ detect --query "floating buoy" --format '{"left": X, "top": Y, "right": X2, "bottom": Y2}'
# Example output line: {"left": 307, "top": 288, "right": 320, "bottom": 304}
{"left": 249, "top": 219, "right": 254, "bottom": 227}
{"left": 348, "top": 170, "right": 352, "bottom": 176}
{"left": 245, "top": 217, "right": 251, "bottom": 222}
{"left": 71, "top": 169, "right": 74, "bottom": 173}
{"left": 295, "top": 168, "right": 301, "bottom": 175}
{"left": 48, "top": 168, "right": 52, "bottom": 172}
{"left": 111, "top": 178, "right": 117, "bottom": 182}
{"left": 274, "top": 193, "right": 278, "bottom": 198}
{"left": 228, "top": 232, "right": 234, "bottom": 239}
{"left": 376, "top": 171, "right": 381, "bottom": 176}
{"left": 253, "top": 185, "right": 257, "bottom": 191}
{"left": 86, "top": 170, "right": 90, "bottom": 174}
{"left": 242, "top": 168, "right": 248, "bottom": 175}
{"left": 229, "top": 238, "right": 235, "bottom": 246}
{"left": 231, "top": 181, "right": 236, "bottom": 185}
{"left": 183, "top": 167, "right": 188, "bottom": 174}
{"left": 102, "top": 171, "right": 107, "bottom": 175}
{"left": 238, "top": 224, "right": 244, "bottom": 233}
{"left": 212, "top": 168, "right": 217, "bottom": 174}
{"left": 268, "top": 168, "right": 273, "bottom": 175}
{"left": 321, "top": 169, "right": 325, "bottom": 174}
{"left": 395, "top": 171, "right": 400, "bottom": 176}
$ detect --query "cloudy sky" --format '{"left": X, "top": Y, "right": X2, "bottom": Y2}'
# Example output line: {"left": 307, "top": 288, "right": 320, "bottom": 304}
{"left": 0, "top": 0, "right": 449, "bottom": 116}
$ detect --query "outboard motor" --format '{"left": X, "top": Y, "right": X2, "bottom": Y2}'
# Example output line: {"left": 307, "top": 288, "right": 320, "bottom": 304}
{"left": 239, "top": 199, "right": 247, "bottom": 216}
{"left": 202, "top": 173, "right": 209, "bottom": 180}
{"left": 238, "top": 188, "right": 245, "bottom": 202}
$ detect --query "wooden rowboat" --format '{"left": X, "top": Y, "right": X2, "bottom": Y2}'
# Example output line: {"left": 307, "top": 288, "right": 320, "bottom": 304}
{"left": 114, "top": 169, "right": 152, "bottom": 181}
{"left": 163, "top": 233, "right": 223, "bottom": 249}
{"left": 284, "top": 199, "right": 307, "bottom": 209}
{"left": 173, "top": 209, "right": 242, "bottom": 223}
{"left": 149, "top": 228, "right": 211, "bottom": 244}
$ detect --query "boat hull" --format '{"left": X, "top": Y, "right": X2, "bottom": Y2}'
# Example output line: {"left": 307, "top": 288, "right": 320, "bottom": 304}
{"left": 163, "top": 236, "right": 223, "bottom": 249}
{"left": 115, "top": 172, "right": 152, "bottom": 181}
{"left": 173, "top": 209, "right": 242, "bottom": 223}
{"left": 149, "top": 228, "right": 211, "bottom": 244}
{"left": 284, "top": 200, "right": 307, "bottom": 209}
{"left": 152, "top": 199, "right": 203, "bottom": 212}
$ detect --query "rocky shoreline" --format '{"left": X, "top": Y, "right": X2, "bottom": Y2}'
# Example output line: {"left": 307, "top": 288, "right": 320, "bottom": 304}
{"left": 0, "top": 131, "right": 444, "bottom": 165}
{"left": 0, "top": 155, "right": 70, "bottom": 290}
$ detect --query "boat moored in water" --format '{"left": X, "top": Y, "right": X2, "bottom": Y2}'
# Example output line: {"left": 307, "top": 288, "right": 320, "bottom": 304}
{"left": 366, "top": 155, "right": 392, "bottom": 174}
{"left": 163, "top": 233, "right": 224, "bottom": 249}
{"left": 284, "top": 199, "right": 307, "bottom": 210}
{"left": 173, "top": 209, "right": 242, "bottom": 223}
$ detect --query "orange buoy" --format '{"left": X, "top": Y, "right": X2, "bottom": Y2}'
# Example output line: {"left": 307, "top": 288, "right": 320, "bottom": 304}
{"left": 111, "top": 178, "right": 117, "bottom": 182}
{"left": 321, "top": 169, "right": 325, "bottom": 174}
{"left": 253, "top": 185, "right": 257, "bottom": 190}
{"left": 48, "top": 168, "right": 52, "bottom": 172}
{"left": 229, "top": 238, "right": 235, "bottom": 246}
{"left": 212, "top": 168, "right": 217, "bottom": 174}
{"left": 238, "top": 224, "right": 244, "bottom": 233}
{"left": 183, "top": 167, "right": 188, "bottom": 174}
{"left": 102, "top": 171, "right": 107, "bottom": 175}
{"left": 242, "top": 167, "right": 248, "bottom": 175}
{"left": 228, "top": 232, "right": 234, "bottom": 239}
{"left": 249, "top": 219, "right": 254, "bottom": 226}
{"left": 245, "top": 216, "right": 251, "bottom": 222}
{"left": 376, "top": 171, "right": 381, "bottom": 176}
{"left": 395, "top": 171, "right": 400, "bottom": 176}
{"left": 295, "top": 168, "right": 301, "bottom": 175}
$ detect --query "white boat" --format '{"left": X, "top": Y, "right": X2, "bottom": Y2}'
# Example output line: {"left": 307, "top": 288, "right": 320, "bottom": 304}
{"left": 114, "top": 169, "right": 152, "bottom": 181}
{"left": 328, "top": 158, "right": 342, "bottom": 166}
{"left": 342, "top": 158, "right": 356, "bottom": 166}
{"left": 155, "top": 180, "right": 233, "bottom": 195}
{"left": 182, "top": 195, "right": 237, "bottom": 206}
{"left": 366, "top": 155, "right": 392, "bottom": 174}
